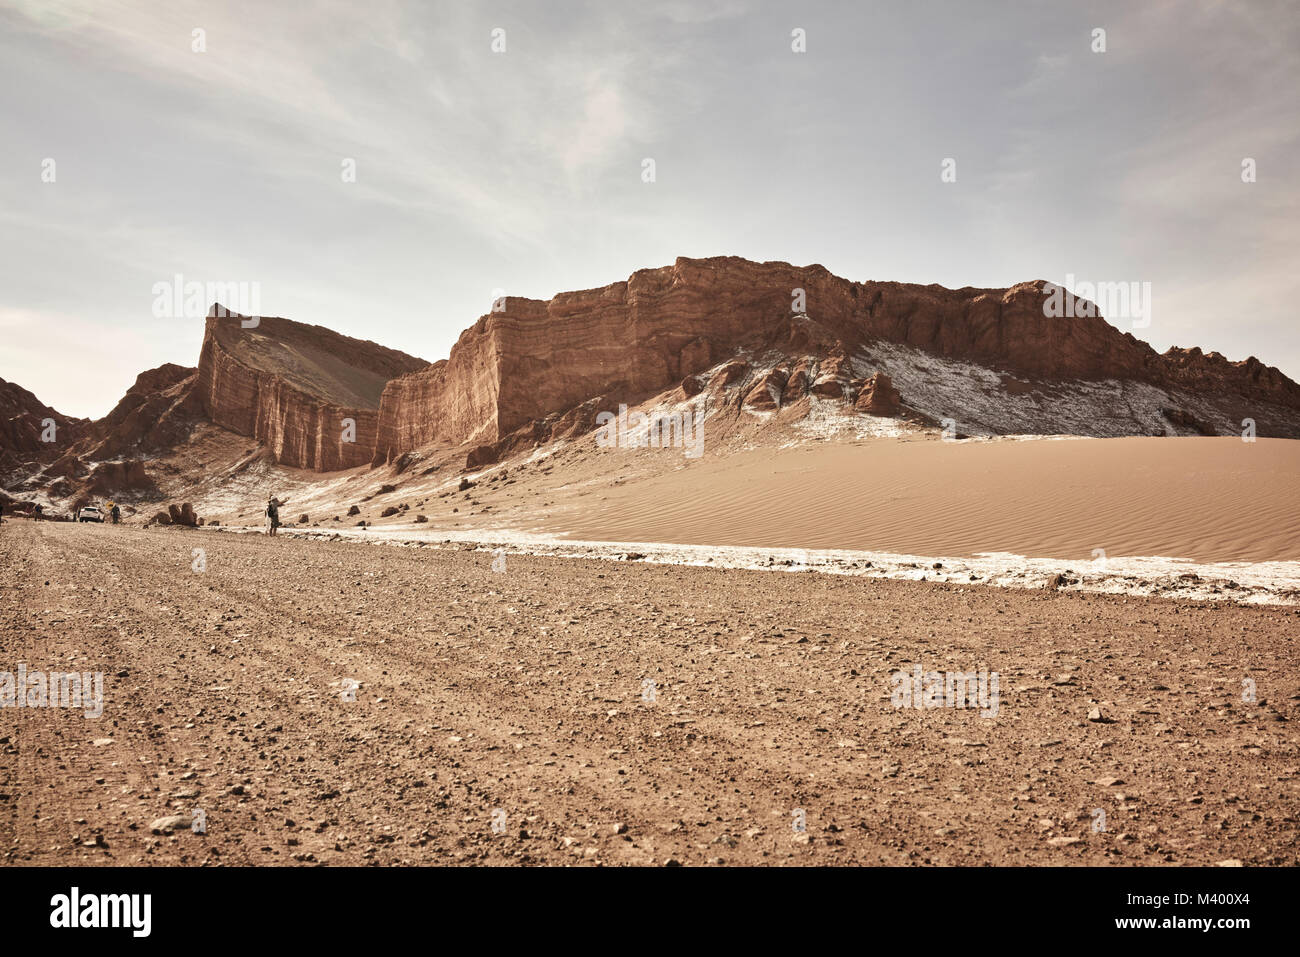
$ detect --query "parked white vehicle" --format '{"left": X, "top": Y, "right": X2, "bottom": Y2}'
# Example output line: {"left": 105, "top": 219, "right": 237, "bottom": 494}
{"left": 78, "top": 506, "right": 104, "bottom": 523}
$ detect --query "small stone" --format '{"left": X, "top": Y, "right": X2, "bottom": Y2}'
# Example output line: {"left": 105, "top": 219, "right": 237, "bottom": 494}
{"left": 149, "top": 814, "right": 188, "bottom": 833}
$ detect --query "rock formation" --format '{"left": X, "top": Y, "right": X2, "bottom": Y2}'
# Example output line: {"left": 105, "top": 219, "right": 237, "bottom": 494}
{"left": 0, "top": 377, "right": 88, "bottom": 464}
{"left": 855, "top": 373, "right": 902, "bottom": 416}
{"left": 86, "top": 459, "right": 156, "bottom": 496}
{"left": 193, "top": 309, "right": 428, "bottom": 470}
{"left": 80, "top": 363, "right": 199, "bottom": 460}
{"left": 1, "top": 310, "right": 427, "bottom": 503}
{"left": 372, "top": 256, "right": 1300, "bottom": 461}
{"left": 5, "top": 256, "right": 1300, "bottom": 508}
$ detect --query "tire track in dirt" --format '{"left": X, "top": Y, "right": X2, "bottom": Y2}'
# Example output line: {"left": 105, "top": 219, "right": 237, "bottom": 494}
{"left": 3, "top": 521, "right": 1297, "bottom": 865}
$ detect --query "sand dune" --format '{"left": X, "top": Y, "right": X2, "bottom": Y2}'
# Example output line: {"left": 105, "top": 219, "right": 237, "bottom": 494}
{"left": 547, "top": 437, "right": 1300, "bottom": 563}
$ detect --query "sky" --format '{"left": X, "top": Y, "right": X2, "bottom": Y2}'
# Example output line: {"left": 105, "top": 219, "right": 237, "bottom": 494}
{"left": 2, "top": 0, "right": 1298, "bottom": 418}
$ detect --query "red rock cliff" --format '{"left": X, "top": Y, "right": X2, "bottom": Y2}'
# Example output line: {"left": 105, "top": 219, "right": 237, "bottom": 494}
{"left": 195, "top": 310, "right": 428, "bottom": 470}
{"left": 374, "top": 256, "right": 1300, "bottom": 461}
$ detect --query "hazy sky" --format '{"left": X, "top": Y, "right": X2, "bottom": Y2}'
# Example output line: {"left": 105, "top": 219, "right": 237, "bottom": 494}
{"left": 2, "top": 0, "right": 1298, "bottom": 418}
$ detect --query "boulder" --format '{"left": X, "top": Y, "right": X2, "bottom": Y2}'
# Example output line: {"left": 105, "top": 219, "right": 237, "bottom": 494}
{"left": 86, "top": 459, "right": 155, "bottom": 496}
{"left": 707, "top": 359, "right": 750, "bottom": 391}
{"left": 1160, "top": 407, "right": 1218, "bottom": 436}
{"left": 810, "top": 355, "right": 853, "bottom": 397}
{"left": 854, "top": 373, "right": 901, "bottom": 417}
{"left": 166, "top": 502, "right": 198, "bottom": 527}
{"left": 466, "top": 444, "right": 498, "bottom": 469}
{"left": 781, "top": 359, "right": 815, "bottom": 404}
{"left": 743, "top": 368, "right": 790, "bottom": 410}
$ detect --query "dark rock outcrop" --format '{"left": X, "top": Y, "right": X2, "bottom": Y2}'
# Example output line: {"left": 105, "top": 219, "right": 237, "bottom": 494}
{"left": 854, "top": 373, "right": 902, "bottom": 416}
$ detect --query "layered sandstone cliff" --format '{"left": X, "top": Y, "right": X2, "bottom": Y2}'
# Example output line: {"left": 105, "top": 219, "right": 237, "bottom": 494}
{"left": 373, "top": 256, "right": 1300, "bottom": 461}
{"left": 6, "top": 256, "right": 1300, "bottom": 504}
{"left": 194, "top": 310, "right": 428, "bottom": 470}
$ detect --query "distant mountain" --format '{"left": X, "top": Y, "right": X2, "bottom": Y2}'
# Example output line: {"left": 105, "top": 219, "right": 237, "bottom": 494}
{"left": 0, "top": 376, "right": 88, "bottom": 466}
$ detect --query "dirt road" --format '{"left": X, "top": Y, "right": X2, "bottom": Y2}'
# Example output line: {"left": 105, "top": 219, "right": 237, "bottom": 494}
{"left": 1, "top": 520, "right": 1296, "bottom": 865}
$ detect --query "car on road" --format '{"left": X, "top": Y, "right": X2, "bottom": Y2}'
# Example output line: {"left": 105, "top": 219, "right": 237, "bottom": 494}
{"left": 77, "top": 506, "right": 105, "bottom": 523}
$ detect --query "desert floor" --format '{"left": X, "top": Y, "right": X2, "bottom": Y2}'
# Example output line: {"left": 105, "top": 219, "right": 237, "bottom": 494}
{"left": 1, "top": 520, "right": 1297, "bottom": 866}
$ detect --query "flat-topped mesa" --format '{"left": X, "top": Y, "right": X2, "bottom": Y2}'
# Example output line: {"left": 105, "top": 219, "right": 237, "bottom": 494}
{"left": 373, "top": 256, "right": 1300, "bottom": 462}
{"left": 197, "top": 307, "right": 428, "bottom": 470}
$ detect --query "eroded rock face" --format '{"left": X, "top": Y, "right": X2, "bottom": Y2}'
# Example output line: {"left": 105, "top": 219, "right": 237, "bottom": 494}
{"left": 1160, "top": 347, "right": 1300, "bottom": 408}
{"left": 855, "top": 373, "right": 902, "bottom": 416}
{"left": 2, "top": 364, "right": 202, "bottom": 504}
{"left": 8, "top": 256, "right": 1300, "bottom": 500}
{"left": 81, "top": 363, "right": 200, "bottom": 461}
{"left": 0, "top": 377, "right": 88, "bottom": 464}
{"left": 810, "top": 355, "right": 853, "bottom": 398}
{"left": 465, "top": 444, "right": 498, "bottom": 469}
{"left": 743, "top": 368, "right": 791, "bottom": 411}
{"left": 194, "top": 310, "right": 428, "bottom": 470}
{"left": 86, "top": 460, "right": 155, "bottom": 496}
{"left": 372, "top": 256, "right": 1300, "bottom": 461}
{"left": 1160, "top": 407, "right": 1217, "bottom": 436}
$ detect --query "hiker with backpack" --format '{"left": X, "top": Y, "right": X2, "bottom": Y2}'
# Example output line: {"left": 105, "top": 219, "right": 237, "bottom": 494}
{"left": 267, "top": 496, "right": 285, "bottom": 536}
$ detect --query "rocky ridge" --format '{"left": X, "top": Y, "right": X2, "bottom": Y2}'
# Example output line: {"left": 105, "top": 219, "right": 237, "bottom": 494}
{"left": 4, "top": 256, "right": 1300, "bottom": 510}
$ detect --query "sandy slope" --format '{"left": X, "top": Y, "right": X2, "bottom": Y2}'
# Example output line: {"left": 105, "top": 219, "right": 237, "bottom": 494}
{"left": 134, "top": 432, "right": 1300, "bottom": 603}
{"left": 542, "top": 437, "right": 1300, "bottom": 563}
{"left": 1, "top": 521, "right": 1297, "bottom": 866}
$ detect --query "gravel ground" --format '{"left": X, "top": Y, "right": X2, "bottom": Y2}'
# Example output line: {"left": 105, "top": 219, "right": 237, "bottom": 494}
{"left": 2, "top": 520, "right": 1297, "bottom": 866}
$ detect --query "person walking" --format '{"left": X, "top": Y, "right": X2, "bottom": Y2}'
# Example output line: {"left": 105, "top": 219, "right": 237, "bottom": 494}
{"left": 266, "top": 496, "right": 285, "bottom": 536}
{"left": 111, "top": 503, "right": 121, "bottom": 525}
